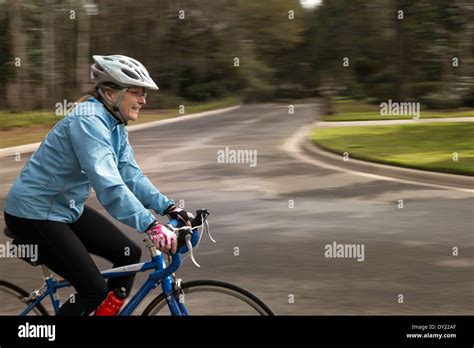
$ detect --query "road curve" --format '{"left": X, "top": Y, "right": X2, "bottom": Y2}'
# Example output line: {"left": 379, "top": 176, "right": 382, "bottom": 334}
{"left": 0, "top": 102, "right": 472, "bottom": 314}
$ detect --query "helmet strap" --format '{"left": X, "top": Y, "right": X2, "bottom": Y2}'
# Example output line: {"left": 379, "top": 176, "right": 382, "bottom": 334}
{"left": 98, "top": 87, "right": 129, "bottom": 125}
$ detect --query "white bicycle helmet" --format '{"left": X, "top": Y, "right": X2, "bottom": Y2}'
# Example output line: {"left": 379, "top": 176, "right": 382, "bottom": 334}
{"left": 91, "top": 55, "right": 159, "bottom": 90}
{"left": 90, "top": 55, "right": 158, "bottom": 124}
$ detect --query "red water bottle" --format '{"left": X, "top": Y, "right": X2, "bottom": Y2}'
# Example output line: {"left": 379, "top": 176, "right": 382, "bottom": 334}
{"left": 95, "top": 287, "right": 127, "bottom": 316}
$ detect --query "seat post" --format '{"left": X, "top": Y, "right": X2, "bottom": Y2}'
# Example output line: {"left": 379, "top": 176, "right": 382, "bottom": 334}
{"left": 41, "top": 265, "right": 53, "bottom": 279}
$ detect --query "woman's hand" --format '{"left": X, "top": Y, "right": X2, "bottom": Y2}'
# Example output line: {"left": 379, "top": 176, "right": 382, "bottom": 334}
{"left": 165, "top": 205, "right": 192, "bottom": 228}
{"left": 145, "top": 222, "right": 177, "bottom": 254}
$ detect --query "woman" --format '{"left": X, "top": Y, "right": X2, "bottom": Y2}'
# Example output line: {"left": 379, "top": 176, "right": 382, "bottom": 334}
{"left": 3, "top": 55, "right": 191, "bottom": 315}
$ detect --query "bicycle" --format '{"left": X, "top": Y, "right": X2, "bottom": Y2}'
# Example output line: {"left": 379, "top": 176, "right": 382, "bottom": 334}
{"left": 0, "top": 209, "right": 274, "bottom": 316}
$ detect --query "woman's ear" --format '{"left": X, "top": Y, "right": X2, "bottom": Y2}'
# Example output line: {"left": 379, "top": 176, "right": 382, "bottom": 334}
{"left": 104, "top": 88, "right": 117, "bottom": 102}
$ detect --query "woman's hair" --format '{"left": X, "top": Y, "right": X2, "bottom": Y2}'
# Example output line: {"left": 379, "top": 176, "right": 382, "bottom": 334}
{"left": 75, "top": 82, "right": 121, "bottom": 103}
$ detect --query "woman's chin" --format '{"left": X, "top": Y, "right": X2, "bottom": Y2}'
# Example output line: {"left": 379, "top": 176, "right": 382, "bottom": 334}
{"left": 127, "top": 113, "right": 139, "bottom": 122}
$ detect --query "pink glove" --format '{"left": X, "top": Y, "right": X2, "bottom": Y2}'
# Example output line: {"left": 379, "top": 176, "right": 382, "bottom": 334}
{"left": 146, "top": 223, "right": 177, "bottom": 254}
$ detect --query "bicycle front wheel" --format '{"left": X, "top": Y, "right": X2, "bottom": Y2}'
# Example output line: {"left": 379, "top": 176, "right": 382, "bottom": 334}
{"left": 0, "top": 280, "right": 49, "bottom": 316}
{"left": 142, "top": 280, "right": 274, "bottom": 316}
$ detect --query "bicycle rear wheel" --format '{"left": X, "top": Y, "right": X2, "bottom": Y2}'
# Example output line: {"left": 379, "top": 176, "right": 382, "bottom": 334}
{"left": 0, "top": 280, "right": 49, "bottom": 316}
{"left": 142, "top": 280, "right": 274, "bottom": 316}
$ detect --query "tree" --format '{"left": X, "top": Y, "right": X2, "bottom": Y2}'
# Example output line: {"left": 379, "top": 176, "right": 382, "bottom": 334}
{"left": 7, "top": 0, "right": 32, "bottom": 110}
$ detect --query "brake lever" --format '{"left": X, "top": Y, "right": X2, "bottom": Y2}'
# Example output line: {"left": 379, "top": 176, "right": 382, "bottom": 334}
{"left": 204, "top": 219, "right": 216, "bottom": 243}
{"left": 174, "top": 226, "right": 200, "bottom": 268}
{"left": 185, "top": 234, "right": 200, "bottom": 268}
{"left": 169, "top": 209, "right": 213, "bottom": 268}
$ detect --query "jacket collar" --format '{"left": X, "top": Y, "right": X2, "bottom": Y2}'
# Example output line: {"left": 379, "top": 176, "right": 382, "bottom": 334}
{"left": 88, "top": 97, "right": 122, "bottom": 129}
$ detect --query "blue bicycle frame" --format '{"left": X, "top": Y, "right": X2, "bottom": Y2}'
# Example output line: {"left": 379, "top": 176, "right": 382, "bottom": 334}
{"left": 18, "top": 219, "right": 199, "bottom": 316}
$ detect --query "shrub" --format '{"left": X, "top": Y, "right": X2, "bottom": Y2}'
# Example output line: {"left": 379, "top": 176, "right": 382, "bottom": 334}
{"left": 420, "top": 92, "right": 463, "bottom": 109}
{"left": 410, "top": 82, "right": 442, "bottom": 98}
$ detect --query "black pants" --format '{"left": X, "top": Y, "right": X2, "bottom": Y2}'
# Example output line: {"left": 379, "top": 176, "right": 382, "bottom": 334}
{"left": 4, "top": 206, "right": 142, "bottom": 316}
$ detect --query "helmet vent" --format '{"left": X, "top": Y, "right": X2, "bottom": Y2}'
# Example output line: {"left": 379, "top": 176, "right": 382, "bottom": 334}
{"left": 121, "top": 68, "right": 139, "bottom": 80}
{"left": 120, "top": 59, "right": 134, "bottom": 69}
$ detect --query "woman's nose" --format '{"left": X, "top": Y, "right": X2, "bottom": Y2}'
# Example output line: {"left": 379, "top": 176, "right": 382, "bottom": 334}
{"left": 138, "top": 96, "right": 146, "bottom": 106}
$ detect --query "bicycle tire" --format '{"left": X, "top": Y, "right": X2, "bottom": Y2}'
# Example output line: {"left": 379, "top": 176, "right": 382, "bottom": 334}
{"left": 142, "top": 279, "right": 274, "bottom": 316}
{"left": 0, "top": 280, "right": 49, "bottom": 316}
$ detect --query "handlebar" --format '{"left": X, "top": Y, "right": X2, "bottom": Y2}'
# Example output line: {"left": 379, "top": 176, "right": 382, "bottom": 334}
{"left": 144, "top": 209, "right": 213, "bottom": 268}
{"left": 167, "top": 208, "right": 213, "bottom": 267}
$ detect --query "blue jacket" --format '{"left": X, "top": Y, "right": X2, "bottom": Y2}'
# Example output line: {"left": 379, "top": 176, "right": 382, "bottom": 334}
{"left": 4, "top": 97, "right": 174, "bottom": 232}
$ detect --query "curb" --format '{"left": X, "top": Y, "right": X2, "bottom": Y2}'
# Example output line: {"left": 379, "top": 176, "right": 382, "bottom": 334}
{"left": 301, "top": 135, "right": 474, "bottom": 190}
{"left": 0, "top": 105, "right": 241, "bottom": 158}
{"left": 127, "top": 105, "right": 241, "bottom": 132}
{"left": 0, "top": 142, "right": 42, "bottom": 159}
{"left": 317, "top": 116, "right": 474, "bottom": 128}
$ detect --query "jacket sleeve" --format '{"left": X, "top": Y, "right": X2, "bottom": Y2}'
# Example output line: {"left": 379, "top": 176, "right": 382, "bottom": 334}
{"left": 117, "top": 127, "right": 175, "bottom": 216}
{"left": 69, "top": 116, "right": 156, "bottom": 232}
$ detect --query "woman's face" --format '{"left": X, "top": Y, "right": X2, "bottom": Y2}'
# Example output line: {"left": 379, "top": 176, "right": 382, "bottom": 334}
{"left": 105, "top": 87, "right": 147, "bottom": 122}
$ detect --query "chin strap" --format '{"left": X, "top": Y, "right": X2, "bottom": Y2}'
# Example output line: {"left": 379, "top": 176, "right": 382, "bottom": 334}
{"left": 98, "top": 87, "right": 129, "bottom": 125}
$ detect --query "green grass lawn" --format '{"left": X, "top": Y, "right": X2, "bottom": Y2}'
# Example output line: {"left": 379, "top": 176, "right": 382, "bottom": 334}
{"left": 311, "top": 122, "right": 474, "bottom": 176}
{"left": 322, "top": 99, "right": 474, "bottom": 122}
{"left": 0, "top": 111, "right": 63, "bottom": 131}
{"left": 0, "top": 97, "right": 239, "bottom": 148}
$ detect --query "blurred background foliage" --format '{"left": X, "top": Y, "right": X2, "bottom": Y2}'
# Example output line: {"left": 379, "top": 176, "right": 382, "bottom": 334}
{"left": 0, "top": 0, "right": 473, "bottom": 112}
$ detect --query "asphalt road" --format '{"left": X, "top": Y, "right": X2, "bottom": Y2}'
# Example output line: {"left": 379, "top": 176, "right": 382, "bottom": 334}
{"left": 0, "top": 102, "right": 473, "bottom": 314}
